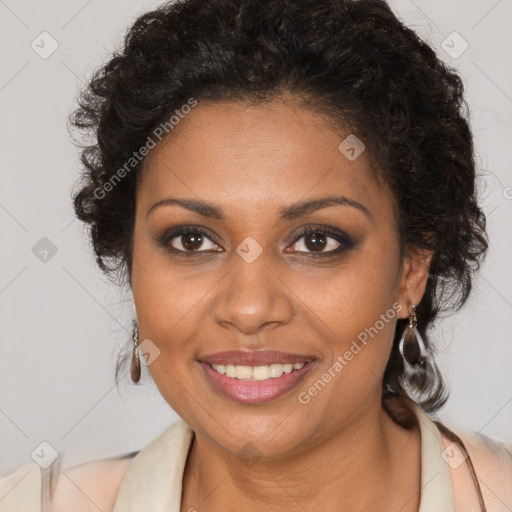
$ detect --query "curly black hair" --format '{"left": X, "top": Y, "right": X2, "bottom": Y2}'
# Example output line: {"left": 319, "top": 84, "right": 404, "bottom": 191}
{"left": 70, "top": 0, "right": 488, "bottom": 425}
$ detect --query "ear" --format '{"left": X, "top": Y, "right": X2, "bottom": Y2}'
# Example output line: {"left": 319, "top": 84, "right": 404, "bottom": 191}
{"left": 396, "top": 247, "right": 434, "bottom": 320}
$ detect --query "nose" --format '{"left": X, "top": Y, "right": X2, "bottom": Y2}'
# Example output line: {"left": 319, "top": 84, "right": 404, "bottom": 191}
{"left": 212, "top": 250, "right": 295, "bottom": 336}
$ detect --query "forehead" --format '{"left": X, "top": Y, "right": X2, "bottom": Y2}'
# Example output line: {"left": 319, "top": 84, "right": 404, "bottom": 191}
{"left": 138, "top": 99, "right": 393, "bottom": 221}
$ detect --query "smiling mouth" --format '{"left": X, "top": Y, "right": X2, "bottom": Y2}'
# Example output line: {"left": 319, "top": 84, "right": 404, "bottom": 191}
{"left": 197, "top": 349, "right": 317, "bottom": 403}
{"left": 199, "top": 358, "right": 316, "bottom": 405}
{"left": 207, "top": 361, "right": 312, "bottom": 381}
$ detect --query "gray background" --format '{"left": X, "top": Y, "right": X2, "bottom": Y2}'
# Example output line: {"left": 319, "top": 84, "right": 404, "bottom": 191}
{"left": 1, "top": 0, "right": 511, "bottom": 475}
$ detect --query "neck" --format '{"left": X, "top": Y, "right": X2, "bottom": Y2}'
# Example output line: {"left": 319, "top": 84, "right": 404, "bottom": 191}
{"left": 181, "top": 401, "right": 421, "bottom": 512}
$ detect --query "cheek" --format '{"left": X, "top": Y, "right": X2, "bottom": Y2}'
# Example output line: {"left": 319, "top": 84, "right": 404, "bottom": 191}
{"left": 131, "top": 228, "right": 210, "bottom": 336}
{"left": 130, "top": 233, "right": 200, "bottom": 375}
{"left": 131, "top": 241, "right": 201, "bottom": 412}
{"left": 130, "top": 230, "right": 229, "bottom": 413}
{"left": 299, "top": 237, "right": 402, "bottom": 399}
{"left": 306, "top": 233, "right": 400, "bottom": 336}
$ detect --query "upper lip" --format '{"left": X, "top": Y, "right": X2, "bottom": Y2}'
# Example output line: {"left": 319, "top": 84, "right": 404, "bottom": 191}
{"left": 199, "top": 350, "right": 315, "bottom": 366}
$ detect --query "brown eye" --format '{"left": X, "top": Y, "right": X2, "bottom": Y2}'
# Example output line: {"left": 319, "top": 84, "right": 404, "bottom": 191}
{"left": 164, "top": 228, "right": 222, "bottom": 253}
{"left": 180, "top": 232, "right": 204, "bottom": 251}
{"left": 289, "top": 229, "right": 345, "bottom": 254}
{"left": 303, "top": 232, "right": 328, "bottom": 252}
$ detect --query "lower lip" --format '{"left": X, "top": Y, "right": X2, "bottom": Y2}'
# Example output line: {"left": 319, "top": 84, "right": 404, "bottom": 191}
{"left": 199, "top": 361, "right": 315, "bottom": 404}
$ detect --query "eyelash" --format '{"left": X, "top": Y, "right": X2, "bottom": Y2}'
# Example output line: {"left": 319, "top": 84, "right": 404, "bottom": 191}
{"left": 158, "top": 225, "right": 354, "bottom": 258}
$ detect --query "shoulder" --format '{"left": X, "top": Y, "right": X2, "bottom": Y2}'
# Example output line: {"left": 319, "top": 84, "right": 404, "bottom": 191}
{"left": 437, "top": 425, "right": 512, "bottom": 512}
{"left": 49, "top": 455, "right": 135, "bottom": 512}
{"left": 0, "top": 420, "right": 188, "bottom": 512}
{"left": 0, "top": 462, "right": 42, "bottom": 512}
{"left": 0, "top": 455, "right": 135, "bottom": 512}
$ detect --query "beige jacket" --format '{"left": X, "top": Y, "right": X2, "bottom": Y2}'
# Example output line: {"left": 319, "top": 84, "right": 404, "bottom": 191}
{"left": 1, "top": 401, "right": 511, "bottom": 511}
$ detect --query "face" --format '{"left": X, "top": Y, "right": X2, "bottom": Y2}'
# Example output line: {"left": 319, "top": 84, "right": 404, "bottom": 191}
{"left": 131, "top": 96, "right": 428, "bottom": 460}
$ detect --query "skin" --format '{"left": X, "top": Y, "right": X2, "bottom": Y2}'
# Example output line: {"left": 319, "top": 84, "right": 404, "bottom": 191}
{"left": 130, "top": 94, "right": 433, "bottom": 512}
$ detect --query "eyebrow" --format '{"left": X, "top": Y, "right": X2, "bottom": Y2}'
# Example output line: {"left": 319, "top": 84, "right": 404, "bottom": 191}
{"left": 146, "top": 195, "right": 373, "bottom": 222}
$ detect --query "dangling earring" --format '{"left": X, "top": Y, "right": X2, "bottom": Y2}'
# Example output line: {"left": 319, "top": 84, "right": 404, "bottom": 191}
{"left": 398, "top": 302, "right": 428, "bottom": 371}
{"left": 130, "top": 319, "right": 141, "bottom": 384}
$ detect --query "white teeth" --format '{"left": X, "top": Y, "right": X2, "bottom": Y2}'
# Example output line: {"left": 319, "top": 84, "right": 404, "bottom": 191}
{"left": 235, "top": 365, "right": 253, "bottom": 379}
{"left": 269, "top": 364, "right": 283, "bottom": 378}
{"left": 253, "top": 365, "right": 270, "bottom": 380}
{"left": 211, "top": 361, "right": 309, "bottom": 380}
{"left": 282, "top": 363, "right": 293, "bottom": 374}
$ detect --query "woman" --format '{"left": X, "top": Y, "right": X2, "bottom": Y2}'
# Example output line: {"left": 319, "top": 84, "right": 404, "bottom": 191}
{"left": 1, "top": 0, "right": 511, "bottom": 510}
